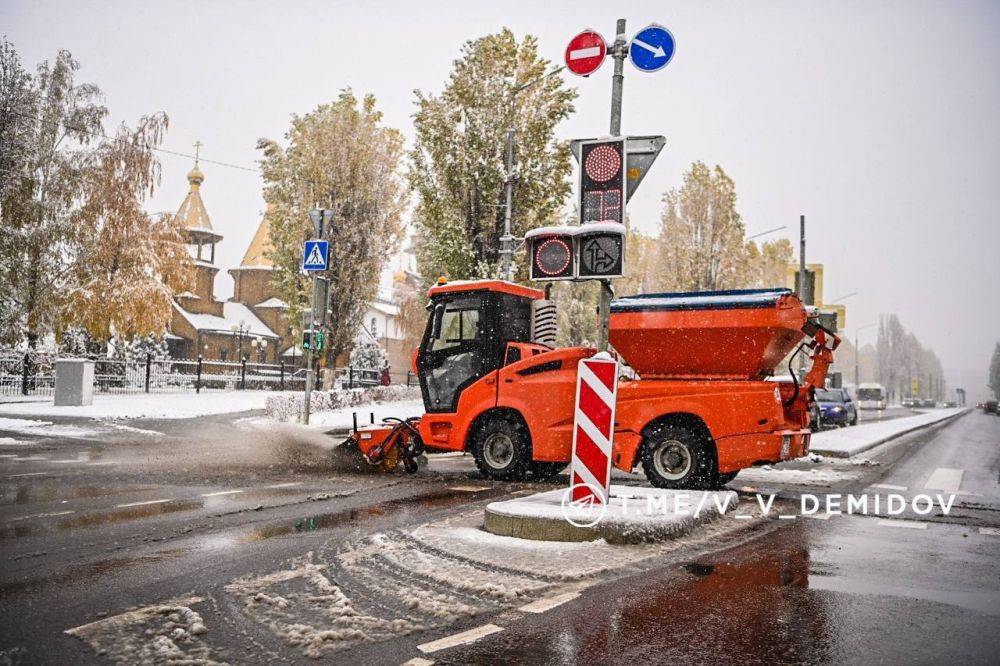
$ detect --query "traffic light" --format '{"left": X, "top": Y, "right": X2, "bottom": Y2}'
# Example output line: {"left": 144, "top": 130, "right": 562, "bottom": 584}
{"left": 576, "top": 224, "right": 625, "bottom": 279}
{"left": 525, "top": 227, "right": 575, "bottom": 281}
{"left": 301, "top": 329, "right": 325, "bottom": 351}
{"left": 579, "top": 138, "right": 625, "bottom": 225}
{"left": 301, "top": 329, "right": 312, "bottom": 350}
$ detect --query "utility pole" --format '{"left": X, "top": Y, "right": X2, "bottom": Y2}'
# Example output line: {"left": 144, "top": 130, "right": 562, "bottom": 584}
{"left": 500, "top": 128, "right": 515, "bottom": 281}
{"left": 596, "top": 18, "right": 628, "bottom": 352}
{"left": 302, "top": 275, "right": 316, "bottom": 424}
{"left": 797, "top": 214, "right": 806, "bottom": 377}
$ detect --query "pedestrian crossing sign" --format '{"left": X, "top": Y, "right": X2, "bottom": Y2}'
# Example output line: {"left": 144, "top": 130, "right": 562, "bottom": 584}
{"left": 302, "top": 240, "right": 329, "bottom": 271}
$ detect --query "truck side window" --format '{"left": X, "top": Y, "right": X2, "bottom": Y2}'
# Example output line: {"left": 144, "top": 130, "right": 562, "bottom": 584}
{"left": 432, "top": 307, "right": 479, "bottom": 351}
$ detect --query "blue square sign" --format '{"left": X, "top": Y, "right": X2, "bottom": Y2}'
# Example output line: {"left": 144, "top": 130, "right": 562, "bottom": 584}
{"left": 302, "top": 239, "right": 329, "bottom": 271}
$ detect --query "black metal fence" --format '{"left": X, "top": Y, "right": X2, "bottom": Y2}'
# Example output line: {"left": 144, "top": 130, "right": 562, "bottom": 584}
{"left": 0, "top": 351, "right": 415, "bottom": 397}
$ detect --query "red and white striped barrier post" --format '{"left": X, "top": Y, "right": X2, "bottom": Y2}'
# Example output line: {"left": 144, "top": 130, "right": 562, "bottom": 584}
{"left": 570, "top": 353, "right": 618, "bottom": 503}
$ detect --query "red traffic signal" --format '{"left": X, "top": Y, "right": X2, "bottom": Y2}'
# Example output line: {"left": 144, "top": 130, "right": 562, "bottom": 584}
{"left": 579, "top": 138, "right": 625, "bottom": 225}
{"left": 525, "top": 227, "right": 575, "bottom": 281}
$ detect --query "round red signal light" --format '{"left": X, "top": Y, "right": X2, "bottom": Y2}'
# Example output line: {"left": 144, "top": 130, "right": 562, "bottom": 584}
{"left": 535, "top": 237, "right": 572, "bottom": 276}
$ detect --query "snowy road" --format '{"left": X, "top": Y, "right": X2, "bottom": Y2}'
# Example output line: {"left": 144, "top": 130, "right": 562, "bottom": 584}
{"left": 0, "top": 408, "right": 996, "bottom": 663}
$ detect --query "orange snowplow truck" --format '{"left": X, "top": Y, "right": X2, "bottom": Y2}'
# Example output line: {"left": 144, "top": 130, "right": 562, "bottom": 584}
{"left": 347, "top": 279, "right": 838, "bottom": 489}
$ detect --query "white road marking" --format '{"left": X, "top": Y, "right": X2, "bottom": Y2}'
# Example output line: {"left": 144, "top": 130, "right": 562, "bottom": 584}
{"left": 878, "top": 518, "right": 927, "bottom": 530}
{"left": 778, "top": 515, "right": 796, "bottom": 520}
{"left": 401, "top": 659, "right": 435, "bottom": 666}
{"left": 520, "top": 592, "right": 580, "bottom": 613}
{"left": 734, "top": 515, "right": 754, "bottom": 520}
{"left": 116, "top": 499, "right": 171, "bottom": 508}
{"left": 417, "top": 624, "right": 504, "bottom": 653}
{"left": 448, "top": 486, "right": 490, "bottom": 493}
{"left": 47, "top": 459, "right": 80, "bottom": 464}
{"left": 11, "top": 510, "right": 74, "bottom": 522}
{"left": 201, "top": 489, "right": 244, "bottom": 497}
{"left": 8, "top": 471, "right": 47, "bottom": 477}
{"left": 87, "top": 461, "right": 117, "bottom": 466}
{"left": 923, "top": 467, "right": 964, "bottom": 493}
{"left": 264, "top": 482, "right": 302, "bottom": 489}
{"left": 979, "top": 527, "right": 1000, "bottom": 536}
{"left": 0, "top": 454, "right": 19, "bottom": 458}
{"left": 870, "top": 483, "right": 908, "bottom": 491}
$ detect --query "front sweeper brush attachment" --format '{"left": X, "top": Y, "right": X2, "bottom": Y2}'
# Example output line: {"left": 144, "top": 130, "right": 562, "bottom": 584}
{"left": 339, "top": 417, "right": 425, "bottom": 473}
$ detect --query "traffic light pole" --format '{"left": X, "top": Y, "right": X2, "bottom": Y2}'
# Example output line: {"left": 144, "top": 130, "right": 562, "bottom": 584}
{"left": 302, "top": 274, "right": 315, "bottom": 424}
{"left": 500, "top": 128, "right": 515, "bottom": 281}
{"left": 597, "top": 18, "right": 628, "bottom": 352}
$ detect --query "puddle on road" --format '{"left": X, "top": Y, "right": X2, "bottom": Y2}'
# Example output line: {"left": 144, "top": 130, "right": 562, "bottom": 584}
{"left": 0, "top": 499, "right": 203, "bottom": 540}
{"left": 0, "top": 548, "right": 189, "bottom": 597}
{"left": 3, "top": 483, "right": 155, "bottom": 505}
{"left": 243, "top": 487, "right": 503, "bottom": 542}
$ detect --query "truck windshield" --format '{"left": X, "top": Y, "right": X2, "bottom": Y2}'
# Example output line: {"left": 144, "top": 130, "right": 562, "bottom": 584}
{"left": 419, "top": 294, "right": 487, "bottom": 413}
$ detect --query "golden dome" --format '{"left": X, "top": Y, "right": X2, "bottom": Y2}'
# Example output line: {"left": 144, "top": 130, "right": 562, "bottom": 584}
{"left": 187, "top": 164, "right": 204, "bottom": 187}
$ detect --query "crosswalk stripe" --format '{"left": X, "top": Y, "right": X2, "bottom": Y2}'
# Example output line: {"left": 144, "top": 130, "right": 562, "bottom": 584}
{"left": 923, "top": 468, "right": 963, "bottom": 493}
{"left": 417, "top": 624, "right": 504, "bottom": 653}
{"left": 878, "top": 518, "right": 927, "bottom": 530}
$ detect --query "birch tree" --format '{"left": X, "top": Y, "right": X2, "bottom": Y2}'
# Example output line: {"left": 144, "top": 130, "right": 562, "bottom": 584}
{"left": 0, "top": 46, "right": 106, "bottom": 347}
{"left": 63, "top": 113, "right": 192, "bottom": 342}
{"left": 259, "top": 91, "right": 407, "bottom": 364}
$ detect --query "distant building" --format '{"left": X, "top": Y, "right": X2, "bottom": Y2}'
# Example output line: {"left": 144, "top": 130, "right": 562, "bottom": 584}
{"left": 165, "top": 159, "right": 413, "bottom": 371}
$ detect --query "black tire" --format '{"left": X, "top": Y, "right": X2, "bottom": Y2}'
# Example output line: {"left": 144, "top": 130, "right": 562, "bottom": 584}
{"left": 471, "top": 413, "right": 532, "bottom": 481}
{"left": 641, "top": 423, "right": 718, "bottom": 489}
{"left": 717, "top": 470, "right": 739, "bottom": 487}
{"left": 528, "top": 461, "right": 567, "bottom": 480}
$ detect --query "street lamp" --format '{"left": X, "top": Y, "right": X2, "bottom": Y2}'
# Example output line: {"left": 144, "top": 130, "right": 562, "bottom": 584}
{"left": 499, "top": 65, "right": 566, "bottom": 281}
{"left": 854, "top": 322, "right": 878, "bottom": 389}
{"left": 230, "top": 320, "right": 249, "bottom": 360}
{"left": 746, "top": 225, "right": 787, "bottom": 242}
{"left": 251, "top": 337, "right": 268, "bottom": 363}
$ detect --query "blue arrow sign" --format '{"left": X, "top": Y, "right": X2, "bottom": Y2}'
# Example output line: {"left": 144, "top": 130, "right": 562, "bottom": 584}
{"left": 302, "top": 239, "right": 329, "bottom": 271}
{"left": 628, "top": 24, "right": 675, "bottom": 73}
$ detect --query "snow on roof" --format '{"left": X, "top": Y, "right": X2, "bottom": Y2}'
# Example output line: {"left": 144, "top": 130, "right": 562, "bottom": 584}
{"left": 172, "top": 301, "right": 278, "bottom": 338}
{"left": 281, "top": 345, "right": 302, "bottom": 357}
{"left": 255, "top": 297, "right": 288, "bottom": 309}
{"left": 368, "top": 300, "right": 399, "bottom": 317}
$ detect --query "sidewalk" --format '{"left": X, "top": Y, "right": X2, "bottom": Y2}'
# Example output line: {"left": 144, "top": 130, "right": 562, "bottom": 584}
{"left": 0, "top": 390, "right": 290, "bottom": 420}
{"left": 810, "top": 408, "right": 967, "bottom": 457}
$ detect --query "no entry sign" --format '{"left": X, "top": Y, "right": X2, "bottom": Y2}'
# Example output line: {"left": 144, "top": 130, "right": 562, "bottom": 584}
{"left": 570, "top": 353, "right": 618, "bottom": 503}
{"left": 564, "top": 29, "right": 607, "bottom": 76}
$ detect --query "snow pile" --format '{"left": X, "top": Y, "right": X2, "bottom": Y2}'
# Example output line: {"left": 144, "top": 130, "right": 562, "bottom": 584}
{"left": 810, "top": 408, "right": 966, "bottom": 457}
{"left": 736, "top": 466, "right": 865, "bottom": 486}
{"left": 264, "top": 384, "right": 420, "bottom": 422}
{"left": 65, "top": 595, "right": 222, "bottom": 665}
{"left": 0, "top": 390, "right": 287, "bottom": 420}
{"left": 486, "top": 485, "right": 738, "bottom": 544}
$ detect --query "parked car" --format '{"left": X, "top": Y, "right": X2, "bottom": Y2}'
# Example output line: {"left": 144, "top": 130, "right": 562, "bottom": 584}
{"left": 811, "top": 388, "right": 858, "bottom": 429}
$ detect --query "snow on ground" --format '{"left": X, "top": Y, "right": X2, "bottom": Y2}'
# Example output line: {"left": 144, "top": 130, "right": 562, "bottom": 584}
{"left": 240, "top": 398, "right": 425, "bottom": 432}
{"left": 810, "top": 408, "right": 966, "bottom": 457}
{"left": 0, "top": 416, "right": 102, "bottom": 439}
{"left": 0, "top": 390, "right": 288, "bottom": 420}
{"left": 736, "top": 466, "right": 865, "bottom": 486}
{"left": 487, "top": 484, "right": 738, "bottom": 543}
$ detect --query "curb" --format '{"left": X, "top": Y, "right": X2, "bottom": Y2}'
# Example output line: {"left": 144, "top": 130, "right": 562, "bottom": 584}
{"left": 811, "top": 409, "right": 969, "bottom": 458}
{"left": 483, "top": 500, "right": 727, "bottom": 545}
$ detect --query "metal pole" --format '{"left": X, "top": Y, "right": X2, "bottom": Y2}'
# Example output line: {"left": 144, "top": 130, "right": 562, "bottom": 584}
{"left": 597, "top": 18, "right": 628, "bottom": 352}
{"left": 854, "top": 329, "right": 859, "bottom": 389}
{"left": 501, "top": 127, "right": 515, "bottom": 281}
{"left": 303, "top": 275, "right": 315, "bottom": 424}
{"left": 145, "top": 353, "right": 152, "bottom": 393}
{"left": 797, "top": 214, "right": 806, "bottom": 377}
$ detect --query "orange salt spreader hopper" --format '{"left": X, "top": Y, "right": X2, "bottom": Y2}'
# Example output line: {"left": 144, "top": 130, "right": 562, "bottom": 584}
{"left": 342, "top": 281, "right": 838, "bottom": 489}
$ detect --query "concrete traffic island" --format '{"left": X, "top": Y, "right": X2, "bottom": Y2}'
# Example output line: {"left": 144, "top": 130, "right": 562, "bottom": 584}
{"left": 484, "top": 484, "right": 738, "bottom": 545}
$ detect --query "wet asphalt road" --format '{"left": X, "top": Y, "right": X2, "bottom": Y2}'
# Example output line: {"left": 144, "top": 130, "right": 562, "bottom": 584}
{"left": 0, "top": 407, "right": 996, "bottom": 664}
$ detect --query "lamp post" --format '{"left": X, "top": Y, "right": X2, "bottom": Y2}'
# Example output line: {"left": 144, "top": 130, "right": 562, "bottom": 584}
{"left": 230, "top": 321, "right": 249, "bottom": 360}
{"left": 251, "top": 337, "right": 268, "bottom": 363}
{"left": 854, "top": 323, "right": 878, "bottom": 389}
{"left": 499, "top": 65, "right": 566, "bottom": 281}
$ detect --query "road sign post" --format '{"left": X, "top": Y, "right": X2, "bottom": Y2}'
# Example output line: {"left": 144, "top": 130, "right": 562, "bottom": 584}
{"left": 301, "top": 238, "right": 330, "bottom": 424}
{"left": 570, "top": 353, "right": 619, "bottom": 504}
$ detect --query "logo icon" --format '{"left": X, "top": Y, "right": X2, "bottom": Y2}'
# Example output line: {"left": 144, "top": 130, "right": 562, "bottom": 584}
{"left": 560, "top": 482, "right": 609, "bottom": 528}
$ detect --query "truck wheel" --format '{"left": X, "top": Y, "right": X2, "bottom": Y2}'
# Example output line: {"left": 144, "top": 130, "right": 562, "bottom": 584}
{"left": 472, "top": 414, "right": 531, "bottom": 481}
{"left": 528, "top": 461, "right": 567, "bottom": 480}
{"left": 641, "top": 424, "right": 717, "bottom": 489}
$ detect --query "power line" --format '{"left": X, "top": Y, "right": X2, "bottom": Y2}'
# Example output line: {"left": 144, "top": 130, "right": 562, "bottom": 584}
{"left": 10, "top": 108, "right": 262, "bottom": 175}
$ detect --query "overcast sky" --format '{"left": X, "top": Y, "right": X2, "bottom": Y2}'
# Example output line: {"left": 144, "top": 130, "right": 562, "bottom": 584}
{"left": 3, "top": 0, "right": 998, "bottom": 400}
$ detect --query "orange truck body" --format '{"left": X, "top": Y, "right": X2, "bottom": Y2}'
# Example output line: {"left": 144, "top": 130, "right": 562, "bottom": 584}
{"left": 406, "top": 280, "right": 836, "bottom": 477}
